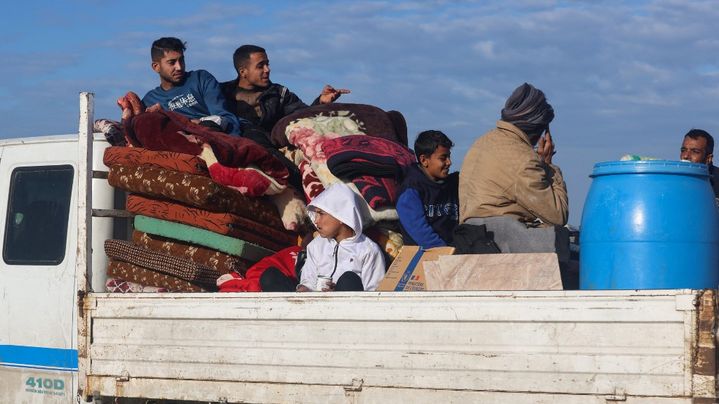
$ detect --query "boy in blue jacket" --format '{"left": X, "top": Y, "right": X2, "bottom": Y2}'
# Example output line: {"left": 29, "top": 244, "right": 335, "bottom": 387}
{"left": 397, "top": 130, "right": 459, "bottom": 248}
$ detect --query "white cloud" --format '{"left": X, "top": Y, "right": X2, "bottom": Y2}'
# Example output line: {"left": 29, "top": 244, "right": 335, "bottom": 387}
{"left": 473, "top": 40, "right": 496, "bottom": 59}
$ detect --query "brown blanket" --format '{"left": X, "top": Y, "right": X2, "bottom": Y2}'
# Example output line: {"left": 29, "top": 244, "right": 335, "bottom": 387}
{"left": 132, "top": 231, "right": 249, "bottom": 275}
{"left": 106, "top": 260, "right": 206, "bottom": 292}
{"left": 103, "top": 146, "right": 208, "bottom": 175}
{"left": 126, "top": 194, "right": 296, "bottom": 251}
{"left": 107, "top": 164, "right": 284, "bottom": 229}
{"left": 105, "top": 239, "right": 220, "bottom": 288}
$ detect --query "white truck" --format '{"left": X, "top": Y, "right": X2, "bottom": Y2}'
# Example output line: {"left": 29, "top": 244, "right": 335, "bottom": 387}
{"left": 1, "top": 93, "right": 717, "bottom": 403}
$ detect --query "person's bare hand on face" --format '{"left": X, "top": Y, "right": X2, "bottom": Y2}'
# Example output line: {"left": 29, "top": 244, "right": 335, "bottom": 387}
{"left": 536, "top": 128, "right": 556, "bottom": 165}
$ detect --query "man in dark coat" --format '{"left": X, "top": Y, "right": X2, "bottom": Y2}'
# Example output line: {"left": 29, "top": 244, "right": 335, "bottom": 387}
{"left": 220, "top": 44, "right": 350, "bottom": 145}
{"left": 220, "top": 45, "right": 350, "bottom": 193}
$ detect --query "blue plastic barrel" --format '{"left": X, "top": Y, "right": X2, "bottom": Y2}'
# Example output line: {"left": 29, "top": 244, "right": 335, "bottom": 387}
{"left": 580, "top": 160, "right": 719, "bottom": 289}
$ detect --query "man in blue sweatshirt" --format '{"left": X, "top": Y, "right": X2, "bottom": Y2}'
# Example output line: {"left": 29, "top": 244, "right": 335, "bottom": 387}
{"left": 397, "top": 130, "right": 459, "bottom": 248}
{"left": 142, "top": 37, "right": 242, "bottom": 135}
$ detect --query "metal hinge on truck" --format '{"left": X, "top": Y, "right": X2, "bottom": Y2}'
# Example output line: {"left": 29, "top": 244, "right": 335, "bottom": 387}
{"left": 604, "top": 387, "right": 626, "bottom": 402}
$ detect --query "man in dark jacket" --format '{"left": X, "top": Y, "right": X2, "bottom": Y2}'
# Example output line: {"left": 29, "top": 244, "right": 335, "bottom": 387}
{"left": 220, "top": 44, "right": 350, "bottom": 145}
{"left": 221, "top": 45, "right": 349, "bottom": 193}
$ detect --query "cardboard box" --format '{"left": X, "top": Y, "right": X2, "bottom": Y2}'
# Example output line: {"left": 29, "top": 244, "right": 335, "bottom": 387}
{"left": 377, "top": 246, "right": 455, "bottom": 291}
{"left": 424, "top": 253, "right": 562, "bottom": 291}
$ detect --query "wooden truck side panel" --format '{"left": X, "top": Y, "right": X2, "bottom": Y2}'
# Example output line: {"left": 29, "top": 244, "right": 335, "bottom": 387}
{"left": 82, "top": 290, "right": 715, "bottom": 403}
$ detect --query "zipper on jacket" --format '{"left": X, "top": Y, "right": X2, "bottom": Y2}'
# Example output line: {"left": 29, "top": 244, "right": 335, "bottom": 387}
{"left": 329, "top": 243, "right": 339, "bottom": 279}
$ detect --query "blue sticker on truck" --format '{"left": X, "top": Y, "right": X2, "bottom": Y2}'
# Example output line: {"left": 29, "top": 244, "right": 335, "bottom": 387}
{"left": 0, "top": 345, "right": 78, "bottom": 372}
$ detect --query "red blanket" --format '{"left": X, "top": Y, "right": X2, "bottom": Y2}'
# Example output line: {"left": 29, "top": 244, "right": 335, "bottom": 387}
{"left": 323, "top": 135, "right": 415, "bottom": 177}
{"left": 299, "top": 159, "right": 324, "bottom": 201}
{"left": 218, "top": 246, "right": 301, "bottom": 292}
{"left": 124, "top": 109, "right": 288, "bottom": 186}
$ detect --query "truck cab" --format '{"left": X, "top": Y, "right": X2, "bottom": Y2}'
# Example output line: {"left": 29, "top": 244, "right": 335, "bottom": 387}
{"left": 0, "top": 134, "right": 114, "bottom": 403}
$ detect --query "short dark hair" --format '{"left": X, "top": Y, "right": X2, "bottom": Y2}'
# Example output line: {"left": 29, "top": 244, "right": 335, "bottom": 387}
{"left": 233, "top": 45, "right": 266, "bottom": 73}
{"left": 685, "top": 129, "right": 714, "bottom": 155}
{"left": 151, "top": 37, "right": 186, "bottom": 62}
{"left": 414, "top": 130, "right": 454, "bottom": 160}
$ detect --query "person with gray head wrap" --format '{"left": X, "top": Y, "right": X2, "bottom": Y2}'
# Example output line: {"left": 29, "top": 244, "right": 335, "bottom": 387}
{"left": 501, "top": 82, "right": 555, "bottom": 142}
{"left": 458, "top": 82, "right": 569, "bottom": 263}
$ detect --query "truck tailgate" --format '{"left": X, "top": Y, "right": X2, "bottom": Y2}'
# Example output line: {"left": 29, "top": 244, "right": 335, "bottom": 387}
{"left": 80, "top": 289, "right": 716, "bottom": 403}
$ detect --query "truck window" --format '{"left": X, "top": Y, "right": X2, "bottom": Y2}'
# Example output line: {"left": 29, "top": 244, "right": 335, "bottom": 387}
{"left": 3, "top": 165, "right": 74, "bottom": 265}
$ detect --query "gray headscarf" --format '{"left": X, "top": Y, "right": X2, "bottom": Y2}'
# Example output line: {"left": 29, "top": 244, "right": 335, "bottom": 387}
{"left": 501, "top": 83, "right": 554, "bottom": 137}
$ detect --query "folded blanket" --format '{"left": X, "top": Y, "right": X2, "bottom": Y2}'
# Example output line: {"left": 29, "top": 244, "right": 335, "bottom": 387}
{"left": 106, "top": 260, "right": 206, "bottom": 292}
{"left": 105, "top": 277, "right": 169, "bottom": 293}
{"left": 107, "top": 164, "right": 285, "bottom": 229}
{"left": 126, "top": 194, "right": 296, "bottom": 251}
{"left": 134, "top": 215, "right": 274, "bottom": 261}
{"left": 105, "top": 239, "right": 221, "bottom": 288}
{"left": 95, "top": 119, "right": 127, "bottom": 147}
{"left": 322, "top": 136, "right": 415, "bottom": 209}
{"left": 218, "top": 246, "right": 301, "bottom": 292}
{"left": 125, "top": 109, "right": 288, "bottom": 187}
{"left": 310, "top": 160, "right": 399, "bottom": 224}
{"left": 298, "top": 159, "right": 324, "bottom": 201}
{"left": 286, "top": 118, "right": 358, "bottom": 162}
{"left": 353, "top": 176, "right": 399, "bottom": 209}
{"left": 132, "top": 231, "right": 249, "bottom": 275}
{"left": 271, "top": 103, "right": 408, "bottom": 148}
{"left": 103, "top": 146, "right": 208, "bottom": 175}
{"left": 324, "top": 135, "right": 416, "bottom": 179}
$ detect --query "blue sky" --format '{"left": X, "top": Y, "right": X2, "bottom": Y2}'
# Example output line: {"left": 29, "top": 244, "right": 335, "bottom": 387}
{"left": 1, "top": 0, "right": 718, "bottom": 225}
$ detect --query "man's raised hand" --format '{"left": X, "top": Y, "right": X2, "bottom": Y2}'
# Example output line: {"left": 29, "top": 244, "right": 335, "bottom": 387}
{"left": 319, "top": 85, "right": 351, "bottom": 104}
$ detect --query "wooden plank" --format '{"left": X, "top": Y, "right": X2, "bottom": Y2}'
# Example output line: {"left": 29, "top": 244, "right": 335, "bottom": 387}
{"left": 88, "top": 292, "right": 689, "bottom": 323}
{"left": 89, "top": 344, "right": 685, "bottom": 376}
{"left": 87, "top": 376, "right": 692, "bottom": 404}
{"left": 87, "top": 359, "right": 686, "bottom": 396}
{"left": 89, "top": 319, "right": 684, "bottom": 352}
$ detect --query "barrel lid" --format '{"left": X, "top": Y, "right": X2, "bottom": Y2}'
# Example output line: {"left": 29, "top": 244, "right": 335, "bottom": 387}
{"left": 590, "top": 160, "right": 710, "bottom": 177}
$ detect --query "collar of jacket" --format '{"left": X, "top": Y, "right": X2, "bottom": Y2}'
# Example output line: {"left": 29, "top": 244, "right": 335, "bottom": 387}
{"left": 256, "top": 82, "right": 285, "bottom": 101}
{"left": 496, "top": 120, "right": 532, "bottom": 147}
{"left": 223, "top": 78, "right": 280, "bottom": 97}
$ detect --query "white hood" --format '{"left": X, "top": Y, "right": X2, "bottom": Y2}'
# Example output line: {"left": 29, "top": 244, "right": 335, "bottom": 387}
{"left": 307, "top": 182, "right": 364, "bottom": 239}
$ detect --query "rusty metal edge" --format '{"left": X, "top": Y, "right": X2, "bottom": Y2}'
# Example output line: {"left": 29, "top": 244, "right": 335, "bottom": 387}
{"left": 692, "top": 289, "right": 717, "bottom": 399}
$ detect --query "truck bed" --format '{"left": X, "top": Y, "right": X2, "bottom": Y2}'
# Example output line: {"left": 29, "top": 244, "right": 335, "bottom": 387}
{"left": 80, "top": 289, "right": 717, "bottom": 403}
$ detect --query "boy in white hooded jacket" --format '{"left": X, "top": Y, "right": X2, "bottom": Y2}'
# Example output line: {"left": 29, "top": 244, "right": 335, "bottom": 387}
{"left": 295, "top": 183, "right": 386, "bottom": 292}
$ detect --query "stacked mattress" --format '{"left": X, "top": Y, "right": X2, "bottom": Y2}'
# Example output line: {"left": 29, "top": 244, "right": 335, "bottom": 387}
{"left": 103, "top": 146, "right": 297, "bottom": 292}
